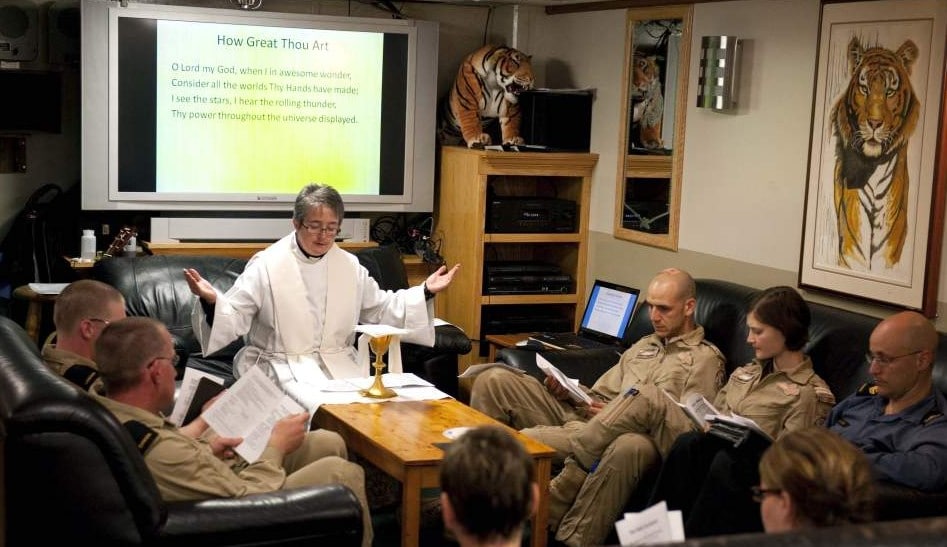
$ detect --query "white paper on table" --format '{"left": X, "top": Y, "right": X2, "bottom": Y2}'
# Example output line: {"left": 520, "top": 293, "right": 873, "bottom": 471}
{"left": 28, "top": 283, "right": 69, "bottom": 295}
{"left": 169, "top": 367, "right": 226, "bottom": 426}
{"left": 316, "top": 385, "right": 451, "bottom": 404}
{"left": 201, "top": 366, "right": 305, "bottom": 463}
{"left": 615, "top": 501, "right": 682, "bottom": 545}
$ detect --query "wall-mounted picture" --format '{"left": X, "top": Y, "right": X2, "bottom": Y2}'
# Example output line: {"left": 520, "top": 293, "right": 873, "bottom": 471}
{"left": 799, "top": 0, "right": 947, "bottom": 313}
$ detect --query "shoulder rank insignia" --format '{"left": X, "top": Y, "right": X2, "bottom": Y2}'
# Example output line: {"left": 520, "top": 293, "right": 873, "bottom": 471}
{"left": 123, "top": 420, "right": 159, "bottom": 454}
{"left": 63, "top": 364, "right": 100, "bottom": 392}
{"left": 922, "top": 410, "right": 944, "bottom": 425}
{"left": 814, "top": 386, "right": 836, "bottom": 404}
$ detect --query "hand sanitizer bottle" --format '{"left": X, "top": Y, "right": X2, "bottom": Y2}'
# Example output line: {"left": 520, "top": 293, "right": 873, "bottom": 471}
{"left": 80, "top": 229, "right": 96, "bottom": 261}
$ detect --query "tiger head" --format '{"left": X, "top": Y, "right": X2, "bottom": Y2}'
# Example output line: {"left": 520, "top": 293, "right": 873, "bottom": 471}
{"left": 494, "top": 48, "right": 534, "bottom": 104}
{"left": 832, "top": 36, "right": 919, "bottom": 162}
{"left": 631, "top": 53, "right": 660, "bottom": 100}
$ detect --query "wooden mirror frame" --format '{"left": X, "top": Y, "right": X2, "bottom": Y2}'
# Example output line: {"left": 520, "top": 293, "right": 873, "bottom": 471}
{"left": 614, "top": 4, "right": 693, "bottom": 250}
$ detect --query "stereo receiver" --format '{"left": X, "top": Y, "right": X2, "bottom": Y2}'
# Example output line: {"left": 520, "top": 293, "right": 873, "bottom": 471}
{"left": 488, "top": 197, "right": 577, "bottom": 233}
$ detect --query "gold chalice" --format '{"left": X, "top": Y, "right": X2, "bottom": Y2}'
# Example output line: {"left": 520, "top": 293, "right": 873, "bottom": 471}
{"left": 360, "top": 334, "right": 397, "bottom": 399}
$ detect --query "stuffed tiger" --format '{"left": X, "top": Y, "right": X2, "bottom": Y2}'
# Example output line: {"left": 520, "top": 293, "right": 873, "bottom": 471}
{"left": 438, "top": 45, "right": 535, "bottom": 148}
{"left": 630, "top": 53, "right": 664, "bottom": 150}
{"left": 831, "top": 36, "right": 919, "bottom": 270}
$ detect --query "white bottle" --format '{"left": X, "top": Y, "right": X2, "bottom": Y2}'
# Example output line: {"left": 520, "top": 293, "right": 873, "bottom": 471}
{"left": 80, "top": 229, "right": 96, "bottom": 261}
{"left": 124, "top": 235, "right": 137, "bottom": 257}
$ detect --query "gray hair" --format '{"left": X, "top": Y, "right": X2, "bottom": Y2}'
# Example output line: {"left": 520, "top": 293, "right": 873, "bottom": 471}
{"left": 294, "top": 183, "right": 344, "bottom": 223}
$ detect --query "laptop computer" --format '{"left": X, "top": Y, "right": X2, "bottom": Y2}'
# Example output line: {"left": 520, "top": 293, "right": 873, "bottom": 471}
{"left": 529, "top": 279, "right": 640, "bottom": 350}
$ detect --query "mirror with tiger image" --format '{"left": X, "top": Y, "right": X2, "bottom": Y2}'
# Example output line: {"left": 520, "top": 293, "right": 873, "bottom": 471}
{"left": 614, "top": 5, "right": 692, "bottom": 251}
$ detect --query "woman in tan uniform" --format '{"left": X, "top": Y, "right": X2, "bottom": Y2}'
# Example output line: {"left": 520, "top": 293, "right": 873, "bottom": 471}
{"left": 646, "top": 286, "right": 838, "bottom": 539}
{"left": 552, "top": 286, "right": 836, "bottom": 547}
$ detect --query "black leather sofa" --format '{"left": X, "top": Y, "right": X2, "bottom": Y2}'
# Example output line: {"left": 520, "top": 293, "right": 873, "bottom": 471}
{"left": 0, "top": 314, "right": 364, "bottom": 545}
{"left": 498, "top": 279, "right": 947, "bottom": 521}
{"left": 90, "top": 244, "right": 471, "bottom": 397}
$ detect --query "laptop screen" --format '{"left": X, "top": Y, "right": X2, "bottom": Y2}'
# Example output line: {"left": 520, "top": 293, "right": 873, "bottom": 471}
{"left": 577, "top": 280, "right": 640, "bottom": 342}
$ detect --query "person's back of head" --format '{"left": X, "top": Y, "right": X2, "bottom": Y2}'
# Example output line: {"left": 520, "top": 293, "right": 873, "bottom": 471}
{"left": 53, "top": 279, "right": 126, "bottom": 354}
{"left": 758, "top": 427, "right": 875, "bottom": 533}
{"left": 95, "top": 316, "right": 170, "bottom": 398}
{"left": 440, "top": 425, "right": 537, "bottom": 546}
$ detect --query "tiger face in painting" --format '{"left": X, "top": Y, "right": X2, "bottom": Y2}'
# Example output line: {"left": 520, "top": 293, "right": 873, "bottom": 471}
{"left": 438, "top": 45, "right": 535, "bottom": 148}
{"left": 631, "top": 53, "right": 664, "bottom": 150}
{"left": 831, "top": 36, "right": 919, "bottom": 270}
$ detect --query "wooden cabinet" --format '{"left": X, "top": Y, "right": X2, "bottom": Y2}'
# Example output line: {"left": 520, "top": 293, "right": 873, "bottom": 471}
{"left": 435, "top": 146, "right": 598, "bottom": 370}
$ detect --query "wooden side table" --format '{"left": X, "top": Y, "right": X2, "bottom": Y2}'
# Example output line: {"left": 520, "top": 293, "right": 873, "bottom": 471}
{"left": 12, "top": 285, "right": 59, "bottom": 344}
{"left": 484, "top": 333, "right": 535, "bottom": 362}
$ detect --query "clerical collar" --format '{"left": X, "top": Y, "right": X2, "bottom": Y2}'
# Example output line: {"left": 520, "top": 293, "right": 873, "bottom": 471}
{"left": 294, "top": 235, "right": 326, "bottom": 260}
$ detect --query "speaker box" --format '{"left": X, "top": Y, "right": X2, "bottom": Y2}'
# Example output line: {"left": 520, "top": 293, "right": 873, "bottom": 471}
{"left": 0, "top": 0, "right": 38, "bottom": 62}
{"left": 48, "top": 0, "right": 79, "bottom": 66}
{"left": 518, "top": 89, "right": 594, "bottom": 152}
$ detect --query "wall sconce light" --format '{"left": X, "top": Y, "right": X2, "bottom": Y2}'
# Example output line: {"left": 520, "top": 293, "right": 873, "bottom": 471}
{"left": 697, "top": 35, "right": 741, "bottom": 111}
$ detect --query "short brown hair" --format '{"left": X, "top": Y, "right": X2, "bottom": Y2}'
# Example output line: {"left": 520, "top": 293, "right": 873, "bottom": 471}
{"left": 749, "top": 286, "right": 810, "bottom": 351}
{"left": 440, "top": 426, "right": 533, "bottom": 542}
{"left": 53, "top": 280, "right": 125, "bottom": 332}
{"left": 759, "top": 427, "right": 875, "bottom": 527}
{"left": 95, "top": 317, "right": 167, "bottom": 394}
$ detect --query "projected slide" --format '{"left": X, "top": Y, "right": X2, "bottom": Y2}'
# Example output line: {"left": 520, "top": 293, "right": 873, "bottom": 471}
{"left": 154, "top": 20, "right": 383, "bottom": 195}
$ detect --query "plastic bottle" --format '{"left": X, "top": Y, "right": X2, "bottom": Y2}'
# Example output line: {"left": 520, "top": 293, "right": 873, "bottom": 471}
{"left": 124, "top": 235, "right": 137, "bottom": 257}
{"left": 80, "top": 229, "right": 96, "bottom": 261}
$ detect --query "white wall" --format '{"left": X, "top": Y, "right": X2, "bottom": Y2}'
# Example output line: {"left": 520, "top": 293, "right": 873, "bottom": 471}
{"left": 528, "top": 0, "right": 947, "bottom": 327}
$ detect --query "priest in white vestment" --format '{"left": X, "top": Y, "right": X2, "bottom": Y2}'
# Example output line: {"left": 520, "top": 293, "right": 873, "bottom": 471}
{"left": 184, "top": 184, "right": 460, "bottom": 407}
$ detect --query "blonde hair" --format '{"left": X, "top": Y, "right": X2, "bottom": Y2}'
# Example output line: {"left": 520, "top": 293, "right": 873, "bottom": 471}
{"left": 759, "top": 427, "right": 875, "bottom": 527}
{"left": 53, "top": 280, "right": 124, "bottom": 332}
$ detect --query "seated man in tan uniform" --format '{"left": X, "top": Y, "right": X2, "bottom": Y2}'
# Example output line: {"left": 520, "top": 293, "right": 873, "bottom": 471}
{"left": 470, "top": 268, "right": 727, "bottom": 546}
{"left": 42, "top": 279, "right": 127, "bottom": 393}
{"left": 93, "top": 317, "right": 373, "bottom": 547}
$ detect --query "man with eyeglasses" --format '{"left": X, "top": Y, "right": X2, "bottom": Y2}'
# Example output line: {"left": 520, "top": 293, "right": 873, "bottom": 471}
{"left": 94, "top": 317, "right": 374, "bottom": 547}
{"left": 654, "top": 310, "right": 947, "bottom": 538}
{"left": 184, "top": 183, "right": 460, "bottom": 407}
{"left": 42, "top": 279, "right": 126, "bottom": 394}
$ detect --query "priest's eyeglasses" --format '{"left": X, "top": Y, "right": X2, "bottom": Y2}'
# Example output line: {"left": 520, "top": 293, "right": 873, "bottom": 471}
{"left": 299, "top": 221, "right": 340, "bottom": 236}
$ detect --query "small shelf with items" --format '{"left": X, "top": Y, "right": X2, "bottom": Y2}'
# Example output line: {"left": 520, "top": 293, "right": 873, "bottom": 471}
{"left": 435, "top": 145, "right": 598, "bottom": 370}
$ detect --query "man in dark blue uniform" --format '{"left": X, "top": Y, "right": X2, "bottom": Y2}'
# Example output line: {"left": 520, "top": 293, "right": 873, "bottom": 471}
{"left": 650, "top": 310, "right": 947, "bottom": 537}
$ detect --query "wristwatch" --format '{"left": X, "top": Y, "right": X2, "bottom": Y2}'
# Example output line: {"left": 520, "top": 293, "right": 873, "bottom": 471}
{"left": 423, "top": 283, "right": 435, "bottom": 300}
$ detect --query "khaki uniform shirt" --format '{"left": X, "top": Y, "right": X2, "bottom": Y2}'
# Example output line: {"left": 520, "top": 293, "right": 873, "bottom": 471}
{"left": 95, "top": 394, "right": 287, "bottom": 501}
{"left": 590, "top": 327, "right": 726, "bottom": 404}
{"left": 714, "top": 356, "right": 835, "bottom": 440}
{"left": 42, "top": 344, "right": 105, "bottom": 395}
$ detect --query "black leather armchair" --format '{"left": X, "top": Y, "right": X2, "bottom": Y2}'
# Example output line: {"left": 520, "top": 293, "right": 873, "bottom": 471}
{"left": 0, "top": 314, "right": 364, "bottom": 545}
{"left": 91, "top": 245, "right": 471, "bottom": 396}
{"left": 497, "top": 278, "right": 947, "bottom": 520}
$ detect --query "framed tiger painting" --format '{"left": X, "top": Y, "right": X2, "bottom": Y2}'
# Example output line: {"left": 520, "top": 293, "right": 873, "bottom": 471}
{"left": 799, "top": 0, "right": 947, "bottom": 315}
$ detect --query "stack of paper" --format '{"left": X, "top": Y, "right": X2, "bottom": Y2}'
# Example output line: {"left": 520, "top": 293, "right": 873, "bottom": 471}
{"left": 615, "top": 501, "right": 685, "bottom": 545}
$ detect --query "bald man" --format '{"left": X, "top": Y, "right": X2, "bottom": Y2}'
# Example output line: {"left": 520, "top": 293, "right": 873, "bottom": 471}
{"left": 469, "top": 268, "right": 726, "bottom": 546}
{"left": 657, "top": 310, "right": 947, "bottom": 538}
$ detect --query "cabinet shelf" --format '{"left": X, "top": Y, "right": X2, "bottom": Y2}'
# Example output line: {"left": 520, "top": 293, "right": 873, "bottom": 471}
{"left": 482, "top": 294, "right": 580, "bottom": 305}
{"left": 483, "top": 233, "right": 583, "bottom": 244}
{"left": 435, "top": 146, "right": 598, "bottom": 370}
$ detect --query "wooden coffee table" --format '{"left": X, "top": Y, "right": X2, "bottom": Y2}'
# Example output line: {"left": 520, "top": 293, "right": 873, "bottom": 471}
{"left": 313, "top": 398, "right": 555, "bottom": 547}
